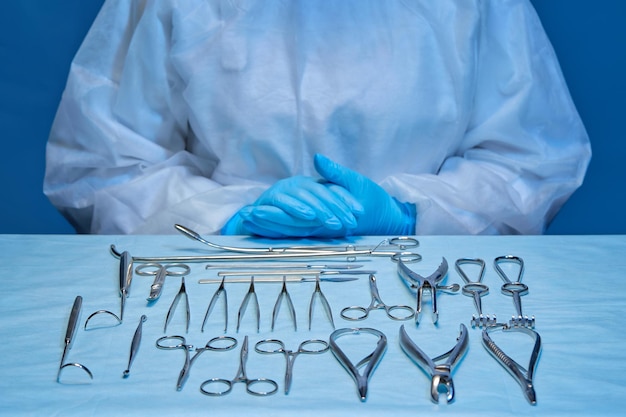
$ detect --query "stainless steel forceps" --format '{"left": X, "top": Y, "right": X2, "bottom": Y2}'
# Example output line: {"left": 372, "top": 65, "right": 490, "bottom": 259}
{"left": 341, "top": 274, "right": 414, "bottom": 321}
{"left": 237, "top": 276, "right": 260, "bottom": 333}
{"left": 399, "top": 324, "right": 468, "bottom": 403}
{"left": 397, "top": 257, "right": 459, "bottom": 324}
{"left": 135, "top": 262, "right": 190, "bottom": 302}
{"left": 165, "top": 277, "right": 190, "bottom": 333}
{"left": 202, "top": 276, "right": 228, "bottom": 333}
{"left": 272, "top": 276, "right": 297, "bottom": 331}
{"left": 309, "top": 275, "right": 335, "bottom": 330}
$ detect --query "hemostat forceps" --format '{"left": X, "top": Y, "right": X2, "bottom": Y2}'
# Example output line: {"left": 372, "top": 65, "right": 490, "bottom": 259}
{"left": 482, "top": 323, "right": 541, "bottom": 404}
{"left": 202, "top": 276, "right": 228, "bottom": 333}
{"left": 85, "top": 249, "right": 133, "bottom": 329}
{"left": 57, "top": 296, "right": 93, "bottom": 383}
{"left": 341, "top": 274, "right": 414, "bottom": 321}
{"left": 494, "top": 255, "right": 535, "bottom": 328}
{"left": 455, "top": 258, "right": 495, "bottom": 328}
{"left": 156, "top": 335, "right": 237, "bottom": 391}
{"left": 135, "top": 262, "right": 190, "bottom": 302}
{"left": 272, "top": 276, "right": 297, "bottom": 331}
{"left": 329, "top": 327, "right": 387, "bottom": 401}
{"left": 165, "top": 277, "right": 190, "bottom": 333}
{"left": 397, "top": 257, "right": 459, "bottom": 324}
{"left": 399, "top": 324, "right": 468, "bottom": 403}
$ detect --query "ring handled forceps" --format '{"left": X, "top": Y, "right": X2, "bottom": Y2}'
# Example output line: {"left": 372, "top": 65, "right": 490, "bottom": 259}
{"left": 455, "top": 258, "right": 496, "bottom": 328}
{"left": 135, "top": 263, "right": 190, "bottom": 302}
{"left": 397, "top": 257, "right": 459, "bottom": 324}
{"left": 255, "top": 339, "right": 330, "bottom": 394}
{"left": 399, "top": 324, "right": 468, "bottom": 403}
{"left": 341, "top": 274, "right": 414, "bottom": 321}
{"left": 494, "top": 256, "right": 535, "bottom": 328}
{"left": 156, "top": 335, "right": 237, "bottom": 391}
{"left": 57, "top": 296, "right": 93, "bottom": 383}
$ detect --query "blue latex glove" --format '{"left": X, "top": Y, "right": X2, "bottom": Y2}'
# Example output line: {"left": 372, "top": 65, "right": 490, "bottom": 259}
{"left": 313, "top": 154, "right": 416, "bottom": 235}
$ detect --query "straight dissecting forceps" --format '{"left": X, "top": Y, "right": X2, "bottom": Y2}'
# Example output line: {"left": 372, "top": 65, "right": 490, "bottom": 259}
{"left": 494, "top": 255, "right": 535, "bottom": 328}
{"left": 156, "top": 335, "right": 237, "bottom": 391}
{"left": 57, "top": 296, "right": 93, "bottom": 383}
{"left": 482, "top": 323, "right": 541, "bottom": 405}
{"left": 123, "top": 315, "right": 147, "bottom": 378}
{"left": 272, "top": 276, "right": 297, "bottom": 331}
{"left": 85, "top": 249, "right": 133, "bottom": 329}
{"left": 399, "top": 324, "right": 468, "bottom": 403}
{"left": 135, "top": 263, "right": 190, "bottom": 302}
{"left": 341, "top": 274, "right": 414, "bottom": 321}
{"left": 237, "top": 276, "right": 260, "bottom": 333}
{"left": 202, "top": 276, "right": 228, "bottom": 333}
{"left": 165, "top": 277, "right": 190, "bottom": 333}
{"left": 309, "top": 275, "right": 335, "bottom": 330}
{"left": 455, "top": 258, "right": 495, "bottom": 328}
{"left": 397, "top": 257, "right": 459, "bottom": 324}
{"left": 329, "top": 327, "right": 387, "bottom": 401}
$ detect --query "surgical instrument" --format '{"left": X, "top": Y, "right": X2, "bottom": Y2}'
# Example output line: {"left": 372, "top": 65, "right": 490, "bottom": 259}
{"left": 199, "top": 276, "right": 358, "bottom": 284}
{"left": 135, "top": 263, "right": 190, "bottom": 302}
{"left": 57, "top": 296, "right": 93, "bottom": 383}
{"left": 85, "top": 249, "right": 133, "bottom": 329}
{"left": 205, "top": 262, "right": 365, "bottom": 270}
{"left": 200, "top": 335, "right": 279, "bottom": 396}
{"left": 123, "top": 315, "right": 147, "bottom": 378}
{"left": 164, "top": 277, "right": 190, "bottom": 333}
{"left": 217, "top": 269, "right": 376, "bottom": 277}
{"left": 255, "top": 339, "right": 330, "bottom": 394}
{"left": 328, "top": 327, "right": 387, "bottom": 401}
{"left": 156, "top": 335, "right": 237, "bottom": 391}
{"left": 455, "top": 258, "right": 495, "bottom": 328}
{"left": 237, "top": 276, "right": 260, "bottom": 333}
{"left": 494, "top": 255, "right": 535, "bottom": 328}
{"left": 308, "top": 275, "right": 335, "bottom": 330}
{"left": 482, "top": 323, "right": 541, "bottom": 405}
{"left": 272, "top": 276, "right": 297, "bottom": 331}
{"left": 397, "top": 257, "right": 460, "bottom": 324}
{"left": 341, "top": 274, "right": 414, "bottom": 321}
{"left": 201, "top": 277, "right": 228, "bottom": 333}
{"left": 399, "top": 324, "right": 468, "bottom": 404}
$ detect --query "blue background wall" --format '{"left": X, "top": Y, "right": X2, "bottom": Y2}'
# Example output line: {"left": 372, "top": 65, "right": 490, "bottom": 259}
{"left": 1, "top": 1, "right": 624, "bottom": 234}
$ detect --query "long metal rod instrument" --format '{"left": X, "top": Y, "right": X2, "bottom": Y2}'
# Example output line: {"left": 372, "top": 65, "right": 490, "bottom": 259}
{"left": 216, "top": 269, "right": 375, "bottom": 277}
{"left": 204, "top": 262, "right": 365, "bottom": 269}
{"left": 199, "top": 276, "right": 358, "bottom": 284}
{"left": 57, "top": 296, "right": 93, "bottom": 383}
{"left": 123, "top": 315, "right": 147, "bottom": 378}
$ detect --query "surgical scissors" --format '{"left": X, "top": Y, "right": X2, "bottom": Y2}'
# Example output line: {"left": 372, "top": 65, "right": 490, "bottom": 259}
{"left": 272, "top": 276, "right": 297, "bottom": 331}
{"left": 135, "top": 262, "right": 190, "bottom": 302}
{"left": 57, "top": 296, "right": 93, "bottom": 383}
{"left": 255, "top": 339, "right": 330, "bottom": 394}
{"left": 156, "top": 335, "right": 237, "bottom": 391}
{"left": 328, "top": 327, "right": 387, "bottom": 401}
{"left": 164, "top": 277, "right": 190, "bottom": 333}
{"left": 399, "top": 324, "right": 468, "bottom": 403}
{"left": 494, "top": 255, "right": 535, "bottom": 328}
{"left": 397, "top": 257, "right": 459, "bottom": 324}
{"left": 85, "top": 249, "right": 133, "bottom": 329}
{"left": 455, "top": 258, "right": 495, "bottom": 328}
{"left": 200, "top": 335, "right": 279, "bottom": 396}
{"left": 341, "top": 274, "right": 414, "bottom": 321}
{"left": 202, "top": 276, "right": 228, "bottom": 333}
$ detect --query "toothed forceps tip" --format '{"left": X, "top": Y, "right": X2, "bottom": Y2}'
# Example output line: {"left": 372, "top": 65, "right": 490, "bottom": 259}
{"left": 165, "top": 277, "right": 190, "bottom": 333}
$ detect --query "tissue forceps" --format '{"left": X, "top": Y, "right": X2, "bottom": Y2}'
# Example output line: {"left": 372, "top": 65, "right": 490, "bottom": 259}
{"left": 165, "top": 277, "right": 190, "bottom": 333}
{"left": 494, "top": 255, "right": 535, "bottom": 328}
{"left": 309, "top": 275, "right": 335, "bottom": 330}
{"left": 399, "top": 324, "right": 468, "bottom": 403}
{"left": 156, "top": 335, "right": 237, "bottom": 391}
{"left": 135, "top": 262, "right": 190, "bottom": 302}
{"left": 57, "top": 296, "right": 93, "bottom": 383}
{"left": 237, "top": 276, "right": 260, "bottom": 332}
{"left": 85, "top": 249, "right": 133, "bottom": 329}
{"left": 455, "top": 258, "right": 495, "bottom": 328}
{"left": 255, "top": 339, "right": 330, "bottom": 394}
{"left": 202, "top": 276, "right": 228, "bottom": 333}
{"left": 272, "top": 276, "right": 297, "bottom": 331}
{"left": 397, "top": 257, "right": 459, "bottom": 324}
{"left": 200, "top": 335, "right": 279, "bottom": 396}
{"left": 341, "top": 274, "right": 414, "bottom": 321}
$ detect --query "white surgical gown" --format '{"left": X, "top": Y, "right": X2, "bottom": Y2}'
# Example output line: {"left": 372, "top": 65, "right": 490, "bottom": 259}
{"left": 44, "top": 0, "right": 591, "bottom": 235}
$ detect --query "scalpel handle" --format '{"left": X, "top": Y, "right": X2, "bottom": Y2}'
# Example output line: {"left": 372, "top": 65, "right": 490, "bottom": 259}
{"left": 119, "top": 251, "right": 133, "bottom": 296}
{"left": 65, "top": 296, "right": 83, "bottom": 347}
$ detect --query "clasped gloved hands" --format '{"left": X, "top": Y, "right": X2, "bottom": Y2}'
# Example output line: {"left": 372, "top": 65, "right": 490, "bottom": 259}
{"left": 222, "top": 154, "right": 416, "bottom": 238}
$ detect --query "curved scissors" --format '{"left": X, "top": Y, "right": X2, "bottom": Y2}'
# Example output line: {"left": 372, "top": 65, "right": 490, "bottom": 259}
{"left": 200, "top": 335, "right": 278, "bottom": 396}
{"left": 135, "top": 262, "right": 190, "bottom": 302}
{"left": 156, "top": 335, "right": 237, "bottom": 391}
{"left": 255, "top": 339, "right": 330, "bottom": 394}
{"left": 341, "top": 274, "right": 414, "bottom": 321}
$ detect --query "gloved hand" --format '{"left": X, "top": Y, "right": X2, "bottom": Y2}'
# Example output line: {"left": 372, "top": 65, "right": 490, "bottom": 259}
{"left": 222, "top": 175, "right": 363, "bottom": 237}
{"left": 313, "top": 154, "right": 416, "bottom": 235}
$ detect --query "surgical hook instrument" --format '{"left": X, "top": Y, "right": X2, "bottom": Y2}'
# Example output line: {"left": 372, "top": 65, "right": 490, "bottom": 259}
{"left": 494, "top": 255, "right": 535, "bottom": 328}
{"left": 399, "top": 324, "right": 468, "bottom": 403}
{"left": 482, "top": 323, "right": 541, "bottom": 405}
{"left": 237, "top": 276, "right": 260, "bottom": 333}
{"left": 341, "top": 274, "right": 414, "bottom": 321}
{"left": 156, "top": 335, "right": 237, "bottom": 391}
{"left": 57, "top": 296, "right": 93, "bottom": 383}
{"left": 164, "top": 277, "right": 190, "bottom": 333}
{"left": 200, "top": 335, "right": 279, "bottom": 396}
{"left": 455, "top": 258, "right": 495, "bottom": 328}
{"left": 123, "top": 315, "right": 147, "bottom": 378}
{"left": 329, "top": 327, "right": 387, "bottom": 401}
{"left": 255, "top": 339, "right": 330, "bottom": 394}
{"left": 272, "top": 276, "right": 297, "bottom": 331}
{"left": 202, "top": 276, "right": 228, "bottom": 333}
{"left": 309, "top": 275, "right": 335, "bottom": 330}
{"left": 85, "top": 249, "right": 133, "bottom": 329}
{"left": 135, "top": 263, "right": 190, "bottom": 302}
{"left": 397, "top": 257, "right": 459, "bottom": 324}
